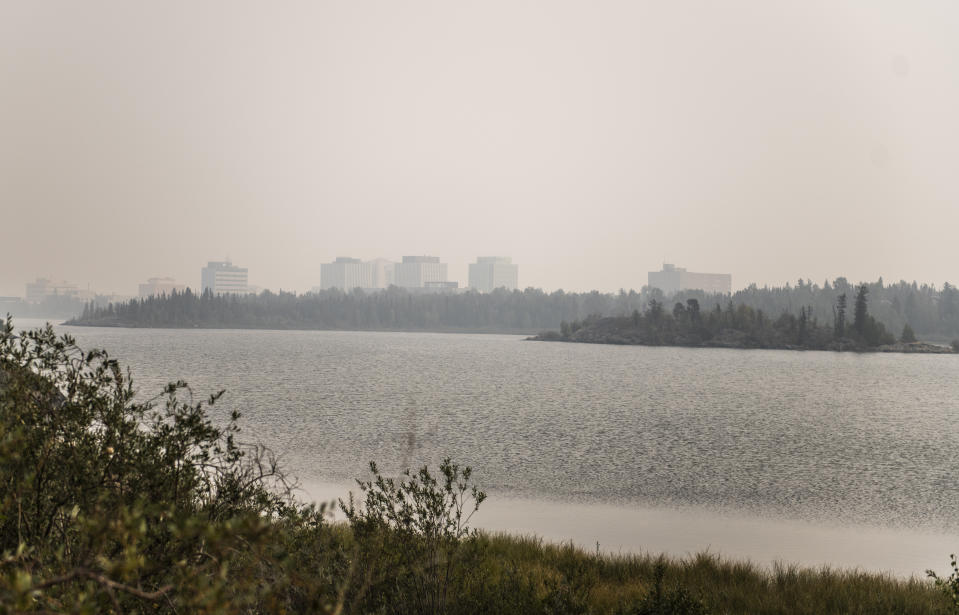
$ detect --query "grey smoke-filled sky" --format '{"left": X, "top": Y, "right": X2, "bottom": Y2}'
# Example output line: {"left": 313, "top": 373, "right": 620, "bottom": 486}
{"left": 2, "top": 1, "right": 958, "bottom": 297}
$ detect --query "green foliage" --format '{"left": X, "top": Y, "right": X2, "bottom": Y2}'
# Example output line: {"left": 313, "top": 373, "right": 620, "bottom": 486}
{"left": 928, "top": 555, "right": 959, "bottom": 613}
{"left": 0, "top": 316, "right": 333, "bottom": 612}
{"left": 461, "top": 537, "right": 947, "bottom": 615}
{"left": 340, "top": 459, "right": 486, "bottom": 615}
{"left": 618, "top": 559, "right": 708, "bottom": 615}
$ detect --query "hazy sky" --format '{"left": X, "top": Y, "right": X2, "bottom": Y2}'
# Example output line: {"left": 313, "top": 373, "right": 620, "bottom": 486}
{"left": 2, "top": 1, "right": 958, "bottom": 297}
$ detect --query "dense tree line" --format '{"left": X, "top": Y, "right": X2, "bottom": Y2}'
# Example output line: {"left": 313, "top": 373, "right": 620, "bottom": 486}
{"left": 657, "top": 277, "right": 959, "bottom": 341}
{"left": 65, "top": 278, "right": 959, "bottom": 340}
{"left": 69, "top": 287, "right": 641, "bottom": 332}
{"left": 543, "top": 284, "right": 925, "bottom": 351}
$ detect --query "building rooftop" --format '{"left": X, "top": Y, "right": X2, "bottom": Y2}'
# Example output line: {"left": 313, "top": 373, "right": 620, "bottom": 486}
{"left": 401, "top": 256, "right": 441, "bottom": 263}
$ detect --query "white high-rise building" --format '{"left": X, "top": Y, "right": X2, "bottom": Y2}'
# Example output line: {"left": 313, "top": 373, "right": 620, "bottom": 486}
{"left": 468, "top": 257, "right": 518, "bottom": 292}
{"left": 320, "top": 257, "right": 374, "bottom": 291}
{"left": 201, "top": 261, "right": 248, "bottom": 295}
{"left": 394, "top": 256, "right": 448, "bottom": 288}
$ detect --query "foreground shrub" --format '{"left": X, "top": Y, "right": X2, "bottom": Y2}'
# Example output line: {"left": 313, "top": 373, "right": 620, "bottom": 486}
{"left": 929, "top": 555, "right": 959, "bottom": 613}
{"left": 0, "top": 318, "right": 333, "bottom": 612}
{"left": 340, "top": 459, "right": 486, "bottom": 615}
{"left": 618, "top": 559, "right": 709, "bottom": 615}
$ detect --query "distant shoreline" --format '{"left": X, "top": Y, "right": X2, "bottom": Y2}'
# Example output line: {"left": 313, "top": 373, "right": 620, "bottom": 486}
{"left": 44, "top": 321, "right": 959, "bottom": 352}
{"left": 527, "top": 334, "right": 956, "bottom": 354}
{"left": 527, "top": 315, "right": 958, "bottom": 355}
{"left": 61, "top": 320, "right": 537, "bottom": 336}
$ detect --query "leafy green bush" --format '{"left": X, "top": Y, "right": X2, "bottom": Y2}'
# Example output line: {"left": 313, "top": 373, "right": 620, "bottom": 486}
{"left": 0, "top": 317, "right": 332, "bottom": 612}
{"left": 928, "top": 555, "right": 959, "bottom": 612}
{"left": 340, "top": 459, "right": 486, "bottom": 615}
{"left": 617, "top": 559, "right": 709, "bottom": 615}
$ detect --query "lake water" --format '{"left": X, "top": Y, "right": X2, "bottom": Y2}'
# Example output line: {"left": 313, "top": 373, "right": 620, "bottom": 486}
{"left": 12, "top": 318, "right": 959, "bottom": 577}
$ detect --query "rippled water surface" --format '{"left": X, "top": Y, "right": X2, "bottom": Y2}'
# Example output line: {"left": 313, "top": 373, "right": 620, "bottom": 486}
{"left": 18, "top": 320, "right": 959, "bottom": 574}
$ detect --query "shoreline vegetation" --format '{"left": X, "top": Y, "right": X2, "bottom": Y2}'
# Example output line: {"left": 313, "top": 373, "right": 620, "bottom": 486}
{"left": 53, "top": 278, "right": 959, "bottom": 345}
{"left": 529, "top": 284, "right": 959, "bottom": 355}
{"left": 1, "top": 318, "right": 958, "bottom": 613}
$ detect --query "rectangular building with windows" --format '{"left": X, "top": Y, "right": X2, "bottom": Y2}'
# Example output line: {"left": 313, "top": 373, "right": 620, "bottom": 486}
{"left": 647, "top": 264, "right": 731, "bottom": 295}
{"left": 468, "top": 256, "right": 518, "bottom": 292}
{"left": 201, "top": 261, "right": 248, "bottom": 295}
{"left": 320, "top": 257, "right": 375, "bottom": 291}
{"left": 394, "top": 256, "right": 448, "bottom": 289}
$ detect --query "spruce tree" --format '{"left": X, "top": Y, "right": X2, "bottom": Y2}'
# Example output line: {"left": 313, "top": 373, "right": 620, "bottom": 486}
{"left": 798, "top": 306, "right": 808, "bottom": 345}
{"left": 901, "top": 323, "right": 917, "bottom": 343}
{"left": 853, "top": 284, "right": 869, "bottom": 336}
{"left": 834, "top": 293, "right": 847, "bottom": 339}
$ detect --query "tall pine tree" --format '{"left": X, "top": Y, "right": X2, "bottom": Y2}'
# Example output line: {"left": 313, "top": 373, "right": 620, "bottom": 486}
{"left": 853, "top": 284, "right": 869, "bottom": 336}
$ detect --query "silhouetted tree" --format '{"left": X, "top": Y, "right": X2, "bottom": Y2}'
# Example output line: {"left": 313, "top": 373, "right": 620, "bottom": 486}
{"left": 901, "top": 323, "right": 917, "bottom": 343}
{"left": 834, "top": 293, "right": 847, "bottom": 339}
{"left": 797, "top": 306, "right": 808, "bottom": 345}
{"left": 853, "top": 284, "right": 869, "bottom": 336}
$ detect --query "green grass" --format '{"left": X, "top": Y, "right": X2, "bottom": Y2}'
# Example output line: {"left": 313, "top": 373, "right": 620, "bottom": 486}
{"left": 448, "top": 531, "right": 950, "bottom": 614}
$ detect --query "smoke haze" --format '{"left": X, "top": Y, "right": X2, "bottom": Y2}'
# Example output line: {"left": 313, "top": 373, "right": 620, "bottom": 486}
{"left": 2, "top": 1, "right": 958, "bottom": 296}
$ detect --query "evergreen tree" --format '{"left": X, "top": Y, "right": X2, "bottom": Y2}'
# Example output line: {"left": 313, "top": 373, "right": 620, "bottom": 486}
{"left": 901, "top": 323, "right": 917, "bottom": 343}
{"left": 853, "top": 284, "right": 869, "bottom": 336}
{"left": 648, "top": 300, "right": 664, "bottom": 322}
{"left": 797, "top": 306, "right": 808, "bottom": 345}
{"left": 834, "top": 293, "right": 847, "bottom": 339}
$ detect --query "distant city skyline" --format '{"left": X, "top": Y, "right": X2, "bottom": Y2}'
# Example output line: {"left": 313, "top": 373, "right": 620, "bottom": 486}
{"left": 10, "top": 254, "right": 959, "bottom": 301}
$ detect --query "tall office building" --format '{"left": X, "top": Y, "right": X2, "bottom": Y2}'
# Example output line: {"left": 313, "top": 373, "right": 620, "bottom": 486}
{"left": 139, "top": 277, "right": 186, "bottom": 298}
{"left": 201, "top": 261, "right": 248, "bottom": 295}
{"left": 647, "top": 264, "right": 731, "bottom": 295}
{"left": 320, "top": 257, "right": 374, "bottom": 291}
{"left": 468, "top": 257, "right": 518, "bottom": 292}
{"left": 394, "top": 256, "right": 448, "bottom": 288}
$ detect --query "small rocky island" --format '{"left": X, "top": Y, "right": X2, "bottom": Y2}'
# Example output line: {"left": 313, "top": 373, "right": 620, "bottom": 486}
{"left": 528, "top": 287, "right": 958, "bottom": 354}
